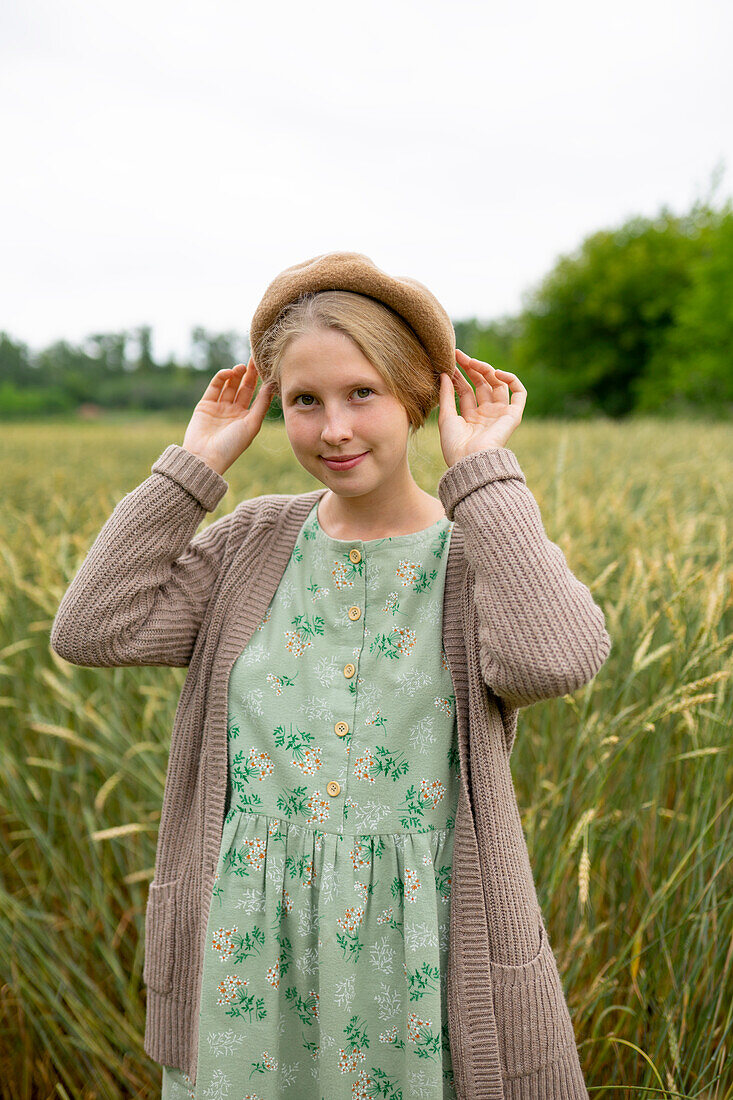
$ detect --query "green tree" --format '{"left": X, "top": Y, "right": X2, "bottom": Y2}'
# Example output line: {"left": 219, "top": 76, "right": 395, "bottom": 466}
{"left": 513, "top": 202, "right": 724, "bottom": 417}
{"left": 637, "top": 202, "right": 733, "bottom": 414}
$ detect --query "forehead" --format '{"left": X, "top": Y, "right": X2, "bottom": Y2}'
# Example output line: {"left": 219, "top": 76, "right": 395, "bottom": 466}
{"left": 279, "top": 331, "right": 382, "bottom": 395}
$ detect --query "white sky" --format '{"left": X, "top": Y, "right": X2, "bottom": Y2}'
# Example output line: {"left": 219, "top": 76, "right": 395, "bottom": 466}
{"left": 1, "top": 0, "right": 731, "bottom": 363}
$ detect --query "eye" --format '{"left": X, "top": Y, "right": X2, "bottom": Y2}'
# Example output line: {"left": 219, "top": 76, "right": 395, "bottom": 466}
{"left": 293, "top": 387, "right": 374, "bottom": 406}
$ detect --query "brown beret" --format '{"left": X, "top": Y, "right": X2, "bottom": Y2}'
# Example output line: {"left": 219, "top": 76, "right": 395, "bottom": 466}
{"left": 249, "top": 251, "right": 456, "bottom": 378}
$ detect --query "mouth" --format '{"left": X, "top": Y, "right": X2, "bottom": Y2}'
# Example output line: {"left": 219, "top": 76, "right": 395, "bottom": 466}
{"left": 321, "top": 451, "right": 369, "bottom": 471}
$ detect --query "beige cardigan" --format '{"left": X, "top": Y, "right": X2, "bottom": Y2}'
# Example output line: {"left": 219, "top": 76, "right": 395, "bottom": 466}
{"left": 50, "top": 443, "right": 612, "bottom": 1098}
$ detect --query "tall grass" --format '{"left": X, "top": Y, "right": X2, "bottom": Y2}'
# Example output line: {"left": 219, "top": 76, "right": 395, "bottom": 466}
{"left": 1, "top": 416, "right": 731, "bottom": 1099}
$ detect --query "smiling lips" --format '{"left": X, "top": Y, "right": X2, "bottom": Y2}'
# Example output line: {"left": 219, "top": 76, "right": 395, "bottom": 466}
{"left": 321, "top": 451, "right": 369, "bottom": 470}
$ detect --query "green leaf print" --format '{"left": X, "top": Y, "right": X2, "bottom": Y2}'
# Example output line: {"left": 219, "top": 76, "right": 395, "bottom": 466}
{"left": 289, "top": 612, "right": 325, "bottom": 642}
{"left": 373, "top": 745, "right": 409, "bottom": 782}
{"left": 230, "top": 748, "right": 266, "bottom": 788}
{"left": 434, "top": 864, "right": 452, "bottom": 903}
{"left": 211, "top": 923, "right": 265, "bottom": 964}
{"left": 404, "top": 962, "right": 440, "bottom": 1001}
{"left": 344, "top": 1013, "right": 370, "bottom": 1049}
{"left": 390, "top": 875, "right": 404, "bottom": 903}
{"left": 272, "top": 723, "right": 321, "bottom": 777}
{"left": 433, "top": 527, "right": 450, "bottom": 559}
{"left": 248, "top": 1052, "right": 278, "bottom": 1078}
{"left": 412, "top": 566, "right": 438, "bottom": 593}
{"left": 216, "top": 975, "right": 267, "bottom": 1021}
{"left": 306, "top": 576, "right": 328, "bottom": 599}
{"left": 397, "top": 784, "right": 425, "bottom": 828}
{"left": 222, "top": 847, "right": 253, "bottom": 878}
{"left": 285, "top": 850, "right": 316, "bottom": 885}
{"left": 447, "top": 740, "right": 460, "bottom": 775}
{"left": 284, "top": 985, "right": 319, "bottom": 1025}
{"left": 369, "top": 627, "right": 414, "bottom": 660}
{"left": 230, "top": 792, "right": 263, "bottom": 814}
{"left": 276, "top": 933, "right": 293, "bottom": 978}
{"left": 407, "top": 1011, "right": 443, "bottom": 1062}
{"left": 355, "top": 1066, "right": 403, "bottom": 1098}
{"left": 276, "top": 784, "right": 310, "bottom": 819}
{"left": 266, "top": 670, "right": 299, "bottom": 693}
{"left": 336, "top": 927, "right": 363, "bottom": 963}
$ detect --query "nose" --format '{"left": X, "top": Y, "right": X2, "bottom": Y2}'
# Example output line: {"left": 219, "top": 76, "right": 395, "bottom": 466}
{"left": 320, "top": 406, "right": 354, "bottom": 445}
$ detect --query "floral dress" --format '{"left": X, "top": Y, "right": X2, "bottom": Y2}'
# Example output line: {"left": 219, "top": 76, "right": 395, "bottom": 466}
{"left": 161, "top": 499, "right": 459, "bottom": 1100}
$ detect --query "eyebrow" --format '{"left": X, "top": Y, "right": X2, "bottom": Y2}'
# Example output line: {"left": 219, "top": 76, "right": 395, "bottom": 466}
{"left": 282, "top": 379, "right": 379, "bottom": 400}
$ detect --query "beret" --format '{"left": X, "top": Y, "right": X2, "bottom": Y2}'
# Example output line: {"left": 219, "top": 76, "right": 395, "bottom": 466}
{"left": 249, "top": 251, "right": 456, "bottom": 379}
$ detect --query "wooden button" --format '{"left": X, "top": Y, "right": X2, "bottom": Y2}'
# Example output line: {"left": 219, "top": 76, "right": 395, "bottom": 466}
{"left": 348, "top": 606, "right": 361, "bottom": 620}
{"left": 334, "top": 721, "right": 349, "bottom": 737}
{"left": 327, "top": 781, "right": 341, "bottom": 796}
{"left": 349, "top": 548, "right": 362, "bottom": 563}
{"left": 343, "top": 663, "right": 356, "bottom": 678}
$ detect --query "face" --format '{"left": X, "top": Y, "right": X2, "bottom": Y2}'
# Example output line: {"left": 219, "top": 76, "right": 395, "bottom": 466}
{"left": 279, "top": 328, "right": 411, "bottom": 495}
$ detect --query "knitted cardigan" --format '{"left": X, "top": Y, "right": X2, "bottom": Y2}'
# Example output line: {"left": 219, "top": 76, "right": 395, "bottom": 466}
{"left": 50, "top": 443, "right": 612, "bottom": 1098}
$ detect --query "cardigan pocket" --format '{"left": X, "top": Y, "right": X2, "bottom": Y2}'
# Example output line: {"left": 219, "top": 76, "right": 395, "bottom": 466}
{"left": 142, "top": 878, "right": 178, "bottom": 995}
{"left": 489, "top": 914, "right": 580, "bottom": 1079}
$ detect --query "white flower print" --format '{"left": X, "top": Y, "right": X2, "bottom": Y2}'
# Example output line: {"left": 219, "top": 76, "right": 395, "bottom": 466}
{"left": 394, "top": 666, "right": 433, "bottom": 696}
{"left": 405, "top": 921, "right": 439, "bottom": 950}
{"left": 300, "top": 696, "right": 337, "bottom": 722}
{"left": 236, "top": 640, "right": 269, "bottom": 668}
{"left": 409, "top": 717, "right": 438, "bottom": 754}
{"left": 297, "top": 907, "right": 320, "bottom": 937}
{"left": 279, "top": 1061, "right": 300, "bottom": 1087}
{"left": 364, "top": 558, "right": 382, "bottom": 592}
{"left": 295, "top": 945, "right": 320, "bottom": 975}
{"left": 265, "top": 857, "right": 285, "bottom": 889}
{"left": 233, "top": 888, "right": 266, "bottom": 914}
{"left": 310, "top": 654, "right": 343, "bottom": 686}
{"left": 346, "top": 799, "right": 391, "bottom": 832}
{"left": 205, "top": 1029, "right": 245, "bottom": 1057}
{"left": 369, "top": 934, "right": 395, "bottom": 974}
{"left": 374, "top": 980, "right": 403, "bottom": 1020}
{"left": 417, "top": 596, "right": 443, "bottom": 627}
{"left": 278, "top": 577, "right": 296, "bottom": 607}
{"left": 354, "top": 678, "right": 380, "bottom": 706}
{"left": 237, "top": 687, "right": 265, "bottom": 718}
{"left": 409, "top": 1068, "right": 437, "bottom": 1098}
{"left": 333, "top": 972, "right": 356, "bottom": 1010}
{"left": 201, "top": 1068, "right": 231, "bottom": 1099}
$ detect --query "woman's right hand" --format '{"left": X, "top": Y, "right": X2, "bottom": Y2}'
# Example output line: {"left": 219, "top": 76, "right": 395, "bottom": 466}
{"left": 181, "top": 356, "right": 275, "bottom": 476}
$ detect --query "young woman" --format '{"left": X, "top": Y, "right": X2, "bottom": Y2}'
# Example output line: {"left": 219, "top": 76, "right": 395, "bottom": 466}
{"left": 51, "top": 253, "right": 610, "bottom": 1099}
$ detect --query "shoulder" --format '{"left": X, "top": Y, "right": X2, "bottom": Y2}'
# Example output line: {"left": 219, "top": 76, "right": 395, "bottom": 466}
{"left": 230, "top": 488, "right": 324, "bottom": 533}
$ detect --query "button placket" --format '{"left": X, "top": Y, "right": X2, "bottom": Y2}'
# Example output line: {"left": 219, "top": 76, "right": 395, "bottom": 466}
{"left": 337, "top": 543, "right": 366, "bottom": 817}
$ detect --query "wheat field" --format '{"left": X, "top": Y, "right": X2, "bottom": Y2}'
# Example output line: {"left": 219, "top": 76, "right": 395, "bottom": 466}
{"left": 1, "top": 416, "right": 731, "bottom": 1100}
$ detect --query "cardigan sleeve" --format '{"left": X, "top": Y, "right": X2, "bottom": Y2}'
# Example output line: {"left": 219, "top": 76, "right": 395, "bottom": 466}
{"left": 50, "top": 443, "right": 239, "bottom": 669}
{"left": 437, "top": 447, "right": 612, "bottom": 708}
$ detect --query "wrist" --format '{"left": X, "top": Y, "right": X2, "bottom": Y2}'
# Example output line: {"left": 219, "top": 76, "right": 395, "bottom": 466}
{"left": 180, "top": 446, "right": 228, "bottom": 477}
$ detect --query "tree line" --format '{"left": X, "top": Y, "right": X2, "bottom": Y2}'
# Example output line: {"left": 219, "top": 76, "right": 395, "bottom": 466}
{"left": 1, "top": 195, "right": 731, "bottom": 421}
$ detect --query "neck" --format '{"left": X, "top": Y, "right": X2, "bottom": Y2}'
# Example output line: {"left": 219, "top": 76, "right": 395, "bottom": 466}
{"left": 316, "top": 468, "right": 444, "bottom": 540}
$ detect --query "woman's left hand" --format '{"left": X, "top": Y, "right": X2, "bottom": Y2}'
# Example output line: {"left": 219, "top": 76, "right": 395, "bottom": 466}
{"left": 438, "top": 348, "right": 526, "bottom": 468}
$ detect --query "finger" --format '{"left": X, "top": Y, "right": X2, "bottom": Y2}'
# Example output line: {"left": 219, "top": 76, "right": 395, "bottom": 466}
{"left": 199, "top": 366, "right": 246, "bottom": 403}
{"left": 229, "top": 361, "right": 262, "bottom": 406}
{"left": 450, "top": 362, "right": 480, "bottom": 418}
{"left": 438, "top": 372, "right": 460, "bottom": 420}
{"left": 461, "top": 361, "right": 500, "bottom": 404}
{"left": 492, "top": 369, "right": 526, "bottom": 405}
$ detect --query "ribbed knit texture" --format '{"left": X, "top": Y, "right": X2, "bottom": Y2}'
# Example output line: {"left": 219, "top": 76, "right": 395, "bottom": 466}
{"left": 50, "top": 443, "right": 611, "bottom": 1098}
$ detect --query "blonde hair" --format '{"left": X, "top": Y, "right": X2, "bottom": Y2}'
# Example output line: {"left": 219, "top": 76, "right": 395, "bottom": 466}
{"left": 254, "top": 290, "right": 444, "bottom": 435}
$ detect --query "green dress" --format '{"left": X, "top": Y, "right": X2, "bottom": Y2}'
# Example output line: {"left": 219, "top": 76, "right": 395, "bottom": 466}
{"left": 161, "top": 499, "right": 459, "bottom": 1100}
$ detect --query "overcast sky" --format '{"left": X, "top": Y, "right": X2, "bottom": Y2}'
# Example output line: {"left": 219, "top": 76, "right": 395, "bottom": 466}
{"left": 2, "top": 0, "right": 731, "bottom": 363}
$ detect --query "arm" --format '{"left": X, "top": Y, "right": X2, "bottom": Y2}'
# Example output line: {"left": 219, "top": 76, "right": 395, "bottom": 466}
{"left": 438, "top": 447, "right": 612, "bottom": 708}
{"left": 50, "top": 444, "right": 238, "bottom": 668}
